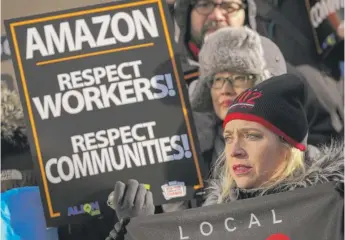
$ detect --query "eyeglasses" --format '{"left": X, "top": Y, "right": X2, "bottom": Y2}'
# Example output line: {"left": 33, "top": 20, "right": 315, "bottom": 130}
{"left": 192, "top": 0, "right": 246, "bottom": 16}
{"left": 207, "top": 74, "right": 257, "bottom": 90}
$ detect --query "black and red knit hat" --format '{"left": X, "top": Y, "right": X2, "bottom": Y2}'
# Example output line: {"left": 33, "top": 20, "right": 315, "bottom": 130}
{"left": 223, "top": 74, "right": 308, "bottom": 151}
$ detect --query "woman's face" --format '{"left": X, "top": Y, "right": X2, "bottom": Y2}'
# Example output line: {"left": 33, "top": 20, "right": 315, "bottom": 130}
{"left": 223, "top": 119, "right": 289, "bottom": 189}
{"left": 210, "top": 72, "right": 256, "bottom": 120}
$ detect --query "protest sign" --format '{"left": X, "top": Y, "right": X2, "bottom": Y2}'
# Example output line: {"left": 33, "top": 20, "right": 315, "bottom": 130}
{"left": 127, "top": 182, "right": 344, "bottom": 240}
{"left": 5, "top": 0, "right": 204, "bottom": 227}
{"left": 1, "top": 0, "right": 114, "bottom": 92}
{"left": 305, "top": 0, "right": 344, "bottom": 59}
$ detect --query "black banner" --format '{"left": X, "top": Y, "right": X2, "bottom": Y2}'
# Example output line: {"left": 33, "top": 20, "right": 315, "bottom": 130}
{"left": 305, "top": 0, "right": 344, "bottom": 59}
{"left": 5, "top": 0, "right": 204, "bottom": 227}
{"left": 127, "top": 182, "right": 343, "bottom": 240}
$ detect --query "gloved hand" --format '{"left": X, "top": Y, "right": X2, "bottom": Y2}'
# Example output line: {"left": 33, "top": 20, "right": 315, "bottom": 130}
{"left": 109, "top": 179, "right": 155, "bottom": 220}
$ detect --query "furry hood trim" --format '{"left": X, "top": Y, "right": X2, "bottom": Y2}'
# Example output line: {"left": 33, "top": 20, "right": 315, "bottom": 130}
{"left": 203, "top": 141, "right": 344, "bottom": 206}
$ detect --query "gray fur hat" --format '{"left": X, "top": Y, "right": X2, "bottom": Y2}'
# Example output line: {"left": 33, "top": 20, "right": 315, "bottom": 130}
{"left": 190, "top": 26, "right": 287, "bottom": 112}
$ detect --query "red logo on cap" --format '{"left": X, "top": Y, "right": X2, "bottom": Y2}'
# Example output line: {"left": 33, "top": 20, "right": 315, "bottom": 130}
{"left": 237, "top": 90, "right": 262, "bottom": 105}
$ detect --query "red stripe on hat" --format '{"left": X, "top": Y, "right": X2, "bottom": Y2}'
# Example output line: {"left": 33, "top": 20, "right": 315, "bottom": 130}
{"left": 223, "top": 113, "right": 306, "bottom": 151}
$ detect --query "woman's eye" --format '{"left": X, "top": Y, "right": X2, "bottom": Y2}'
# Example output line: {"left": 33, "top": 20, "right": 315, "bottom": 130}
{"left": 245, "top": 133, "right": 262, "bottom": 140}
{"left": 197, "top": 1, "right": 212, "bottom": 7}
{"left": 224, "top": 136, "right": 233, "bottom": 143}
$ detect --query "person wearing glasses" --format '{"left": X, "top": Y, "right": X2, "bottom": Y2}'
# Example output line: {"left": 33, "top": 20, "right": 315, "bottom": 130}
{"left": 159, "top": 26, "right": 288, "bottom": 213}
{"left": 105, "top": 28, "right": 344, "bottom": 238}
{"left": 174, "top": 0, "right": 257, "bottom": 84}
{"left": 174, "top": 0, "right": 343, "bottom": 149}
{"left": 174, "top": 0, "right": 255, "bottom": 61}
{"left": 105, "top": 26, "right": 290, "bottom": 239}
{"left": 189, "top": 26, "right": 289, "bottom": 174}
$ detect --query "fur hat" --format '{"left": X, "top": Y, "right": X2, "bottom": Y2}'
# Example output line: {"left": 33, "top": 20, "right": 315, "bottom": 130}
{"left": 223, "top": 74, "right": 309, "bottom": 151}
{"left": 190, "top": 26, "right": 287, "bottom": 112}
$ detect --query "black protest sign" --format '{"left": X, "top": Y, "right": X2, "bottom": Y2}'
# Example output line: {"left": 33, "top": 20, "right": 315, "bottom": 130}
{"left": 5, "top": 0, "right": 205, "bottom": 227}
{"left": 127, "top": 182, "right": 344, "bottom": 240}
{"left": 305, "top": 0, "right": 344, "bottom": 58}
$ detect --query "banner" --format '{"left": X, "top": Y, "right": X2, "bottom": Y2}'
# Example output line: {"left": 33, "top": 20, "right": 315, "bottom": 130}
{"left": 5, "top": 0, "right": 204, "bottom": 227}
{"left": 127, "top": 182, "right": 344, "bottom": 240}
{"left": 305, "top": 0, "right": 344, "bottom": 59}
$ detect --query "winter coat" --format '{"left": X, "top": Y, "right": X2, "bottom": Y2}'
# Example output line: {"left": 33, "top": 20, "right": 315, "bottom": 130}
{"left": 173, "top": 0, "right": 343, "bottom": 150}
{"left": 203, "top": 142, "right": 344, "bottom": 206}
{"left": 173, "top": 0, "right": 260, "bottom": 176}
{"left": 106, "top": 142, "right": 344, "bottom": 240}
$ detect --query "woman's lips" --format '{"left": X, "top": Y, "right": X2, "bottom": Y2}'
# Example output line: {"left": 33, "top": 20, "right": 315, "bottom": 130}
{"left": 221, "top": 100, "right": 233, "bottom": 107}
{"left": 232, "top": 164, "right": 252, "bottom": 175}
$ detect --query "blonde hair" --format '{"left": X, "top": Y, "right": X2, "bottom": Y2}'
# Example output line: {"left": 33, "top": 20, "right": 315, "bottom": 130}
{"left": 213, "top": 139, "right": 306, "bottom": 202}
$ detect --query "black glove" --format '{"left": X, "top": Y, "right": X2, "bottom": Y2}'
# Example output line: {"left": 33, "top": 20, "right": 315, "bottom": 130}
{"left": 108, "top": 179, "right": 155, "bottom": 220}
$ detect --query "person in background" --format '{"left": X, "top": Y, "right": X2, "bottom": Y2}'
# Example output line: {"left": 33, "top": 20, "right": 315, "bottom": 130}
{"left": 1, "top": 81, "right": 36, "bottom": 194}
{"left": 104, "top": 26, "right": 285, "bottom": 237}
{"left": 203, "top": 74, "right": 344, "bottom": 206}
{"left": 1, "top": 82, "right": 59, "bottom": 240}
{"left": 174, "top": 0, "right": 257, "bottom": 84}
{"left": 173, "top": 0, "right": 343, "bottom": 148}
{"left": 189, "top": 26, "right": 289, "bottom": 173}
{"left": 106, "top": 74, "right": 344, "bottom": 240}
{"left": 106, "top": 26, "right": 288, "bottom": 215}
{"left": 161, "top": 26, "right": 321, "bottom": 214}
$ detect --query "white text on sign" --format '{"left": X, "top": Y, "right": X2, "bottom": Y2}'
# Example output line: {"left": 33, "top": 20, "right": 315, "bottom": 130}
{"left": 45, "top": 121, "right": 192, "bottom": 184}
{"left": 26, "top": 7, "right": 159, "bottom": 59}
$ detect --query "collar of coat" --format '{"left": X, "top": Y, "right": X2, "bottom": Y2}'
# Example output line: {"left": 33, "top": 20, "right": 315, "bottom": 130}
{"left": 203, "top": 141, "right": 344, "bottom": 206}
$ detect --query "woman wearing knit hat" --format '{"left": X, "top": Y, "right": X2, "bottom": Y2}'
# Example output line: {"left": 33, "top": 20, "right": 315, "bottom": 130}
{"left": 106, "top": 74, "right": 343, "bottom": 240}
{"left": 157, "top": 26, "right": 288, "bottom": 213}
{"left": 203, "top": 73, "right": 343, "bottom": 206}
{"left": 105, "top": 27, "right": 289, "bottom": 227}
{"left": 106, "top": 26, "right": 288, "bottom": 217}
{"left": 190, "top": 26, "right": 288, "bottom": 173}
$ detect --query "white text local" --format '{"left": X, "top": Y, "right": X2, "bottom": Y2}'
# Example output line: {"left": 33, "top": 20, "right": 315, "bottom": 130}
{"left": 25, "top": 7, "right": 159, "bottom": 59}
{"left": 178, "top": 210, "right": 283, "bottom": 239}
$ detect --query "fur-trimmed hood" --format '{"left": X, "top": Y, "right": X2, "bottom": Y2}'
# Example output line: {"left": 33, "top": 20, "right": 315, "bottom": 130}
{"left": 1, "top": 82, "right": 28, "bottom": 154}
{"left": 203, "top": 141, "right": 344, "bottom": 206}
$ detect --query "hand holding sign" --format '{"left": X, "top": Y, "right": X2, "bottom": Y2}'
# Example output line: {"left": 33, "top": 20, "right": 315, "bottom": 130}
{"left": 110, "top": 179, "right": 155, "bottom": 220}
